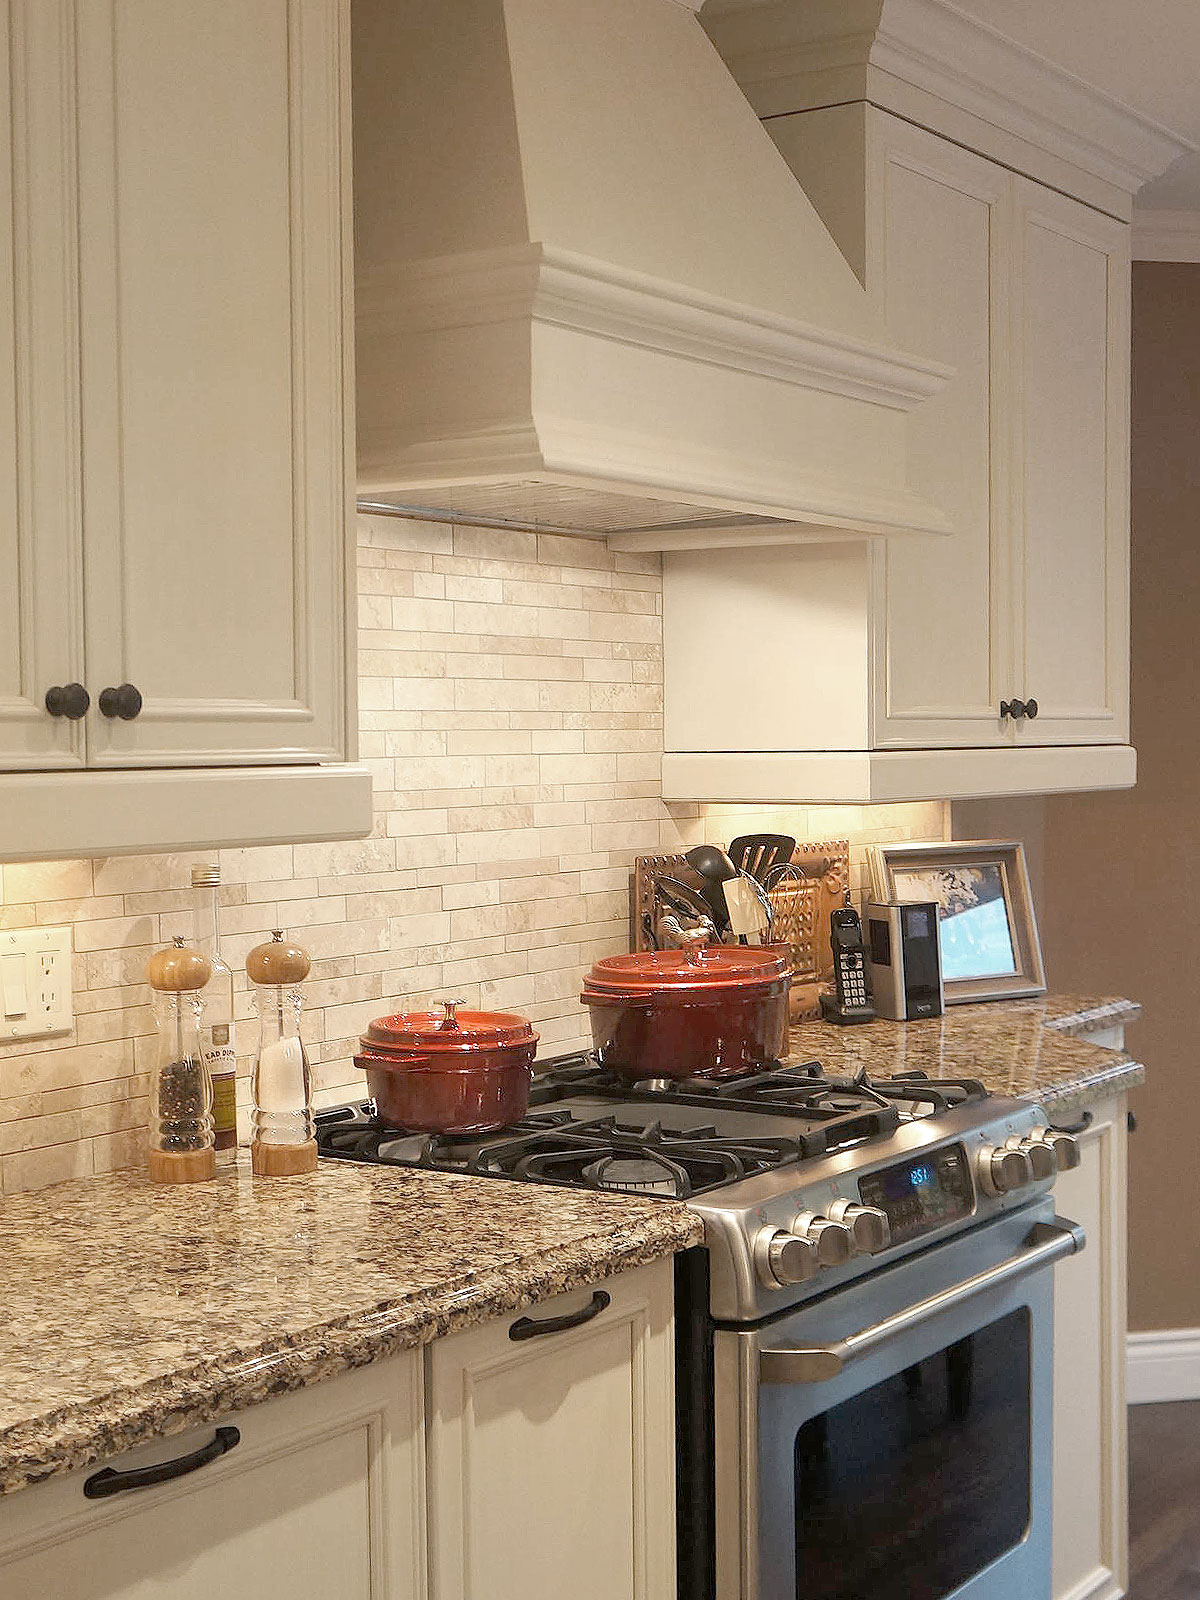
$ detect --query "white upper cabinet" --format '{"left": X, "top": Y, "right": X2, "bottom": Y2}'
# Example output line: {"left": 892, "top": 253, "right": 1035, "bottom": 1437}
{"left": 867, "top": 119, "right": 1012, "bottom": 750}
{"left": 0, "top": 0, "right": 85, "bottom": 773}
{"left": 661, "top": 96, "right": 1136, "bottom": 804}
{"left": 1013, "top": 179, "right": 1130, "bottom": 746}
{"left": 0, "top": 0, "right": 370, "bottom": 855}
{"left": 75, "top": 0, "right": 351, "bottom": 768}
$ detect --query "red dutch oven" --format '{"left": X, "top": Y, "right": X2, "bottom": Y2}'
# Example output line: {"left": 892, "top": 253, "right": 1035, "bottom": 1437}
{"left": 580, "top": 943, "right": 791, "bottom": 1080}
{"left": 355, "top": 1000, "right": 538, "bottom": 1133}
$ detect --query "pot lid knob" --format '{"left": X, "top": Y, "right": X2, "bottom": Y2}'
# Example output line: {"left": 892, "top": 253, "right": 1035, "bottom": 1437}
{"left": 436, "top": 998, "right": 467, "bottom": 1032}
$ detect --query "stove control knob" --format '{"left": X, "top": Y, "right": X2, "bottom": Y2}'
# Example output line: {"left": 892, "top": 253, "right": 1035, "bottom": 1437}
{"left": 827, "top": 1199, "right": 891, "bottom": 1255}
{"left": 977, "top": 1143, "right": 1033, "bottom": 1196}
{"left": 792, "top": 1212, "right": 853, "bottom": 1267}
{"left": 1040, "top": 1129, "right": 1081, "bottom": 1172}
{"left": 754, "top": 1228, "right": 819, "bottom": 1289}
{"left": 1012, "top": 1134, "right": 1056, "bottom": 1182}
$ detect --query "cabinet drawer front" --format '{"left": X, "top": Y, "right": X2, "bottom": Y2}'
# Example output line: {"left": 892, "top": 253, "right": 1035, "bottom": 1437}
{"left": 75, "top": 0, "right": 351, "bottom": 766}
{"left": 0, "top": 1356, "right": 424, "bottom": 1600}
{"left": 427, "top": 1261, "right": 677, "bottom": 1600}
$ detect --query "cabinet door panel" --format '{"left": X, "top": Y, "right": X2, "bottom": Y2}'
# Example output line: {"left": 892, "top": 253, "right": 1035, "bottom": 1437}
{"left": 428, "top": 1263, "right": 676, "bottom": 1600}
{"left": 1051, "top": 1096, "right": 1128, "bottom": 1600}
{"left": 76, "top": 0, "right": 350, "bottom": 766}
{"left": 0, "top": 0, "right": 86, "bottom": 770}
{"left": 870, "top": 117, "right": 1012, "bottom": 748}
{"left": 1016, "top": 182, "right": 1129, "bottom": 745}
{"left": 0, "top": 1357, "right": 424, "bottom": 1600}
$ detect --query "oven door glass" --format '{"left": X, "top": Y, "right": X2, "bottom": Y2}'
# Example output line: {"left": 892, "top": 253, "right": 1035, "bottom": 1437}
{"left": 792, "top": 1307, "right": 1030, "bottom": 1600}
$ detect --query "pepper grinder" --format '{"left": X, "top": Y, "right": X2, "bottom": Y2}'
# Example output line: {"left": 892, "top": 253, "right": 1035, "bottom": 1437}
{"left": 145, "top": 937, "right": 216, "bottom": 1184}
{"left": 247, "top": 930, "right": 317, "bottom": 1176}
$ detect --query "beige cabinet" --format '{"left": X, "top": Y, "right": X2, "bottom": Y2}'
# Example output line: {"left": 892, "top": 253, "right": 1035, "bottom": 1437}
{"left": 426, "top": 1262, "right": 677, "bottom": 1600}
{"left": 0, "top": 0, "right": 85, "bottom": 773}
{"left": 1051, "top": 1091, "right": 1129, "bottom": 1600}
{"left": 775, "top": 107, "right": 1132, "bottom": 754}
{"left": 0, "top": 1356, "right": 426, "bottom": 1600}
{"left": 661, "top": 104, "right": 1133, "bottom": 804}
{"left": 0, "top": 0, "right": 368, "bottom": 856}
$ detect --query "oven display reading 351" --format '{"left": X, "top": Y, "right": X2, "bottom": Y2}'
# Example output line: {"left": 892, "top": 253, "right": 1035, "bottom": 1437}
{"left": 857, "top": 1144, "right": 973, "bottom": 1243}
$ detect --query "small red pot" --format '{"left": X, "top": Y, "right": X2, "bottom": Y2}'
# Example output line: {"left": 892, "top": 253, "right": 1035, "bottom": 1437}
{"left": 580, "top": 945, "right": 791, "bottom": 1080}
{"left": 355, "top": 1001, "right": 538, "bottom": 1133}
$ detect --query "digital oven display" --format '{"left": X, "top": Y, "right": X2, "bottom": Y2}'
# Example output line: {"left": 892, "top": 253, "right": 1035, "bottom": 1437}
{"left": 857, "top": 1144, "right": 973, "bottom": 1244}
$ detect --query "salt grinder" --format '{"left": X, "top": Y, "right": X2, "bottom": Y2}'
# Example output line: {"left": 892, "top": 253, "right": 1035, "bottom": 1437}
{"left": 246, "top": 930, "right": 317, "bottom": 1176}
{"left": 145, "top": 936, "right": 216, "bottom": 1184}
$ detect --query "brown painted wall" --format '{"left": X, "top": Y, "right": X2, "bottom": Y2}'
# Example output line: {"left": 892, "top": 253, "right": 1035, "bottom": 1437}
{"left": 959, "top": 261, "right": 1200, "bottom": 1331}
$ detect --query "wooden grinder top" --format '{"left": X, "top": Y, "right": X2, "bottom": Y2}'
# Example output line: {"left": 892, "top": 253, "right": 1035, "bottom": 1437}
{"left": 146, "top": 936, "right": 212, "bottom": 993}
{"left": 246, "top": 930, "right": 311, "bottom": 987}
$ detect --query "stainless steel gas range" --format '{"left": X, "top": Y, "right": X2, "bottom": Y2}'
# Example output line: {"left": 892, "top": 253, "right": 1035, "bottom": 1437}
{"left": 317, "top": 1055, "right": 1085, "bottom": 1600}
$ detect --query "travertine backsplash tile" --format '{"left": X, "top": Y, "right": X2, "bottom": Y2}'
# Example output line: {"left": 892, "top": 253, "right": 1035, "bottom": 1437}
{"left": 0, "top": 516, "right": 948, "bottom": 1193}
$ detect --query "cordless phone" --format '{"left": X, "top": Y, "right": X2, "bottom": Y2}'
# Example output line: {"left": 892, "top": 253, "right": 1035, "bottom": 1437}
{"left": 820, "top": 902, "right": 876, "bottom": 1025}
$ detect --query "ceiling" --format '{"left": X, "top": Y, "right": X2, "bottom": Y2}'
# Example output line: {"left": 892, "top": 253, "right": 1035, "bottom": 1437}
{"left": 947, "top": 0, "right": 1200, "bottom": 209}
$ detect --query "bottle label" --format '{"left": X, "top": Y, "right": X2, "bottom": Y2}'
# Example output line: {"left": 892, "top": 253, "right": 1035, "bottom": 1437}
{"left": 205, "top": 1039, "right": 238, "bottom": 1149}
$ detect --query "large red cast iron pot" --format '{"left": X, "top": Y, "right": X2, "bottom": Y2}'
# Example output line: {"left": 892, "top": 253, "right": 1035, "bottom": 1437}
{"left": 355, "top": 1000, "right": 538, "bottom": 1133}
{"left": 580, "top": 943, "right": 791, "bottom": 1080}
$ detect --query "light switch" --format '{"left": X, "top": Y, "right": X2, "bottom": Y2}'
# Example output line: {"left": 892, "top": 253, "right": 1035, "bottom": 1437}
{"left": 2, "top": 952, "right": 28, "bottom": 1017}
{"left": 0, "top": 927, "right": 72, "bottom": 1040}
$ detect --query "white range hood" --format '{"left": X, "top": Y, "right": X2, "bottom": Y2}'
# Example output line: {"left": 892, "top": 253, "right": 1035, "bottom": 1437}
{"left": 352, "top": 0, "right": 951, "bottom": 551}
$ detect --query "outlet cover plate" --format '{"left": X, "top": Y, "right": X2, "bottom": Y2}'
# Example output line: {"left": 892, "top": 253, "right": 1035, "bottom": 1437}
{"left": 0, "top": 926, "right": 73, "bottom": 1040}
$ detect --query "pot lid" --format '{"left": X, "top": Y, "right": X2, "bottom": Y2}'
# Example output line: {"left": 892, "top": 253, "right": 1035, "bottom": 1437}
{"left": 581, "top": 945, "right": 790, "bottom": 1001}
{"left": 362, "top": 999, "right": 538, "bottom": 1055}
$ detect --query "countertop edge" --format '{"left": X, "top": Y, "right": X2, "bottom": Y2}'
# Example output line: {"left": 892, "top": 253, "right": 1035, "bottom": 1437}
{"left": 1041, "top": 995, "right": 1144, "bottom": 1035}
{"left": 0, "top": 1203, "right": 701, "bottom": 1499}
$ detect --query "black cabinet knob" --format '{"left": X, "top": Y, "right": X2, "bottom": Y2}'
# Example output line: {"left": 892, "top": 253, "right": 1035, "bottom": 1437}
{"left": 1000, "top": 698, "right": 1029, "bottom": 720}
{"left": 98, "top": 683, "right": 143, "bottom": 720}
{"left": 44, "top": 683, "right": 90, "bottom": 720}
{"left": 1024, "top": 698, "right": 1038, "bottom": 720}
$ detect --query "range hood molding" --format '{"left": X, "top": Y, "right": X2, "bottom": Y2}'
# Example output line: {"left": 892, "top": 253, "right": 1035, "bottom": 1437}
{"left": 353, "top": 0, "right": 952, "bottom": 549}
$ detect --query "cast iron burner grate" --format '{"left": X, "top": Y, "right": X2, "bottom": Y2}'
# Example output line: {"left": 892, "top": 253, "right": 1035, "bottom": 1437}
{"left": 315, "top": 1103, "right": 805, "bottom": 1198}
{"left": 533, "top": 1054, "right": 902, "bottom": 1157}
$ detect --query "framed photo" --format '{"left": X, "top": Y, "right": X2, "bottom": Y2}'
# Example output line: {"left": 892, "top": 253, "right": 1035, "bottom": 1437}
{"left": 867, "top": 839, "right": 1045, "bottom": 1004}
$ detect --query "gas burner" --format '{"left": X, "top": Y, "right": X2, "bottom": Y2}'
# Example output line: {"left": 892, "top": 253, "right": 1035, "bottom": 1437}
{"left": 584, "top": 1155, "right": 684, "bottom": 1195}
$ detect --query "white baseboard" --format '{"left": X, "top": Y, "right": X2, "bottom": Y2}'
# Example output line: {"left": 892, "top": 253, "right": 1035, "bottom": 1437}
{"left": 1127, "top": 1328, "right": 1200, "bottom": 1403}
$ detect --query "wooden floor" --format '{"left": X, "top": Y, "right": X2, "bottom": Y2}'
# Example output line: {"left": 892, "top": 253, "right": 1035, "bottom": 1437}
{"left": 1129, "top": 1401, "right": 1200, "bottom": 1598}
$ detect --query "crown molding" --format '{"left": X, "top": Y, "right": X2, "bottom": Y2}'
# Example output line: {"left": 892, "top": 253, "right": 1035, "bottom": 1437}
{"left": 359, "top": 243, "right": 951, "bottom": 412}
{"left": 702, "top": 0, "right": 1193, "bottom": 203}
{"left": 1132, "top": 210, "right": 1200, "bottom": 262}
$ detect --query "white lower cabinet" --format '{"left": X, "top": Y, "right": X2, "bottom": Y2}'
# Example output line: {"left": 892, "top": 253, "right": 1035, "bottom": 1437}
{"left": 426, "top": 1261, "right": 677, "bottom": 1600}
{"left": 0, "top": 1261, "right": 676, "bottom": 1600}
{"left": 1051, "top": 1092, "right": 1128, "bottom": 1600}
{"left": 0, "top": 1355, "right": 426, "bottom": 1600}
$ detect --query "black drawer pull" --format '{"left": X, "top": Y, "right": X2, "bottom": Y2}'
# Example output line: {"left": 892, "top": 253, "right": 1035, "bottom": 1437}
{"left": 83, "top": 1426, "right": 240, "bottom": 1499}
{"left": 1049, "top": 1109, "right": 1093, "bottom": 1136}
{"left": 510, "top": 1290, "right": 610, "bottom": 1342}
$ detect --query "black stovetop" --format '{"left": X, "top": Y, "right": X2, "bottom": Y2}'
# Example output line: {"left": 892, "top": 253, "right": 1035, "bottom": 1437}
{"left": 315, "top": 1053, "right": 987, "bottom": 1201}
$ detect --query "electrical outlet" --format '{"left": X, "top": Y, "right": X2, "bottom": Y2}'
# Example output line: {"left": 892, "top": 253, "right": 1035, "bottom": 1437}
{"left": 0, "top": 926, "right": 73, "bottom": 1041}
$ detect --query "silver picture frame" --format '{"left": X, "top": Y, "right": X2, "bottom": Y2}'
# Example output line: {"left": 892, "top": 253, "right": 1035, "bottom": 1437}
{"left": 867, "top": 839, "right": 1046, "bottom": 1004}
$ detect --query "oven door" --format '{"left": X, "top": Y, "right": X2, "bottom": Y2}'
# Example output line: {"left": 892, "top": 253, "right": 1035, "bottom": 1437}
{"left": 713, "top": 1197, "right": 1084, "bottom": 1600}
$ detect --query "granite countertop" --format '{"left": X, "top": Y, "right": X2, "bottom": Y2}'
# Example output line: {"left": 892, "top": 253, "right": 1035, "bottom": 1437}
{"left": 0, "top": 1161, "right": 701, "bottom": 1498}
{"left": 787, "top": 991, "right": 1143, "bottom": 1117}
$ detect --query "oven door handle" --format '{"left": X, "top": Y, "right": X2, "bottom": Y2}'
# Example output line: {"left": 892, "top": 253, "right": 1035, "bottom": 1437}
{"left": 759, "top": 1217, "right": 1085, "bottom": 1385}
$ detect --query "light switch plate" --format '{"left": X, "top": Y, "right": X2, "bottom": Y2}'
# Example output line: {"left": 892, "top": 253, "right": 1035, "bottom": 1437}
{"left": 0, "top": 926, "right": 73, "bottom": 1040}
